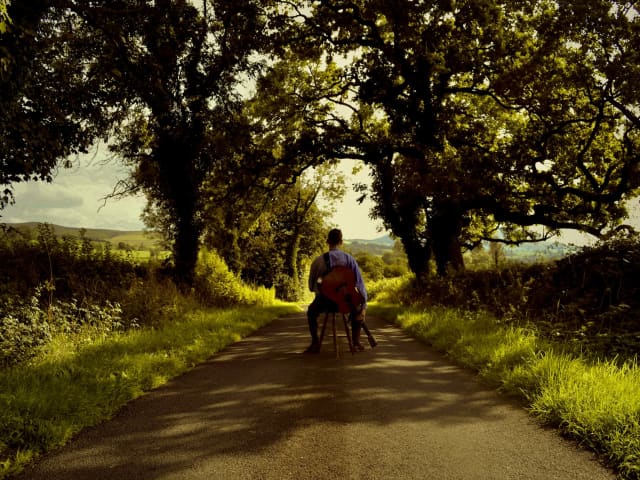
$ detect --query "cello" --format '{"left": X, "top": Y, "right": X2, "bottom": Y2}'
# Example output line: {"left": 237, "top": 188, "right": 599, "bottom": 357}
{"left": 319, "top": 266, "right": 377, "bottom": 348}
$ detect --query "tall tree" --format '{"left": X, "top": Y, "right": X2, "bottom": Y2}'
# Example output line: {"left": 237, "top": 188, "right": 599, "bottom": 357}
{"left": 202, "top": 162, "right": 346, "bottom": 300}
{"left": 238, "top": 178, "right": 335, "bottom": 301}
{"left": 281, "top": 0, "right": 640, "bottom": 280}
{"left": 277, "top": 164, "right": 346, "bottom": 300}
{"left": 2, "top": 1, "right": 281, "bottom": 284}
{"left": 100, "top": 0, "right": 279, "bottom": 285}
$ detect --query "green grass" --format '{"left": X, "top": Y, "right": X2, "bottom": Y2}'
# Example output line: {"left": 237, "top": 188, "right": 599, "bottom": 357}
{"left": 368, "top": 303, "right": 640, "bottom": 480}
{"left": 0, "top": 303, "right": 300, "bottom": 479}
{"left": 108, "top": 232, "right": 163, "bottom": 249}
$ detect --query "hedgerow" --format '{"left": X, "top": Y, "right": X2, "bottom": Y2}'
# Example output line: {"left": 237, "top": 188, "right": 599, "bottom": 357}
{"left": 0, "top": 224, "right": 277, "bottom": 367}
{"left": 385, "top": 238, "right": 640, "bottom": 362}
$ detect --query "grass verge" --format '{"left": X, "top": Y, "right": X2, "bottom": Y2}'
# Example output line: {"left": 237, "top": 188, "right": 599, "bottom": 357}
{"left": 368, "top": 303, "right": 640, "bottom": 480}
{"left": 0, "top": 303, "right": 300, "bottom": 479}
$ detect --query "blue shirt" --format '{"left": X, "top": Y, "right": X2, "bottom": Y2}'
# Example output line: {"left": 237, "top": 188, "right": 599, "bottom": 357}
{"left": 308, "top": 247, "right": 367, "bottom": 308}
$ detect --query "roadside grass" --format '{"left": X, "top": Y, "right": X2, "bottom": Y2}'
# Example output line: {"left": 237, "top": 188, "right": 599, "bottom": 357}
{"left": 368, "top": 303, "right": 640, "bottom": 480}
{"left": 0, "top": 303, "right": 300, "bottom": 479}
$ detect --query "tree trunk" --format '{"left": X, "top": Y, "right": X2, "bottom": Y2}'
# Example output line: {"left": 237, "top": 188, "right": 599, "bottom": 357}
{"left": 429, "top": 202, "right": 466, "bottom": 276}
{"left": 286, "top": 232, "right": 300, "bottom": 282}
{"left": 156, "top": 129, "right": 202, "bottom": 287}
{"left": 401, "top": 234, "right": 432, "bottom": 284}
{"left": 279, "top": 225, "right": 301, "bottom": 301}
{"left": 173, "top": 212, "right": 201, "bottom": 286}
{"left": 370, "top": 158, "right": 433, "bottom": 283}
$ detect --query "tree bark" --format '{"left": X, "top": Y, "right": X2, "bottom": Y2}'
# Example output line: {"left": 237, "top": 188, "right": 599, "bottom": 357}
{"left": 155, "top": 127, "right": 203, "bottom": 287}
{"left": 401, "top": 234, "right": 432, "bottom": 284}
{"left": 173, "top": 211, "right": 201, "bottom": 286}
{"left": 279, "top": 225, "right": 301, "bottom": 301}
{"left": 429, "top": 202, "right": 466, "bottom": 276}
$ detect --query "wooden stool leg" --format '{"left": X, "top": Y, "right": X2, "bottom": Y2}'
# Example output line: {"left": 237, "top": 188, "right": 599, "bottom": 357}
{"left": 319, "top": 312, "right": 329, "bottom": 351}
{"left": 317, "top": 311, "right": 354, "bottom": 358}
{"left": 332, "top": 313, "right": 339, "bottom": 358}
{"left": 342, "top": 313, "right": 355, "bottom": 355}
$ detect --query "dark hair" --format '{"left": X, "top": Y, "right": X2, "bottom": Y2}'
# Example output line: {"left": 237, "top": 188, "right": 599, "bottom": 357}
{"left": 327, "top": 228, "right": 343, "bottom": 245}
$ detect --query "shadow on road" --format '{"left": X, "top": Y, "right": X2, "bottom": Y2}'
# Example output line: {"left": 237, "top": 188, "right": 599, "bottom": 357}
{"left": 16, "top": 313, "right": 614, "bottom": 480}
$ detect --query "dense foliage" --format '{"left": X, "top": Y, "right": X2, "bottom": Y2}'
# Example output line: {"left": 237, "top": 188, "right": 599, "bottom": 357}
{"left": 387, "top": 237, "right": 640, "bottom": 361}
{"left": 0, "top": 224, "right": 275, "bottom": 366}
{"left": 202, "top": 165, "right": 345, "bottom": 301}
{"left": 0, "top": 1, "right": 109, "bottom": 206}
{"left": 2, "top": 0, "right": 639, "bottom": 286}
{"left": 350, "top": 239, "right": 409, "bottom": 281}
{"left": 273, "top": 0, "right": 640, "bottom": 280}
{"left": 1, "top": 0, "right": 306, "bottom": 285}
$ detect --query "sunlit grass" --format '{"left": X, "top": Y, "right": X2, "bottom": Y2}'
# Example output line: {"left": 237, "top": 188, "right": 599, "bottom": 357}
{"left": 0, "top": 303, "right": 299, "bottom": 479}
{"left": 369, "top": 303, "right": 640, "bottom": 480}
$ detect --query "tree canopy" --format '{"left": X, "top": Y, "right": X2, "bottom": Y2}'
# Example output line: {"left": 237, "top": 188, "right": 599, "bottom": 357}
{"left": 0, "top": 1, "right": 9, "bottom": 33}
{"left": 274, "top": 0, "right": 640, "bottom": 279}
{"left": 2, "top": 0, "right": 639, "bottom": 287}
{"left": 0, "top": 1, "right": 111, "bottom": 206}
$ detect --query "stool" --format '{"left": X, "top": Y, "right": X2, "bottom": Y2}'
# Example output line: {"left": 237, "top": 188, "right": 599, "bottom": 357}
{"left": 318, "top": 311, "right": 355, "bottom": 358}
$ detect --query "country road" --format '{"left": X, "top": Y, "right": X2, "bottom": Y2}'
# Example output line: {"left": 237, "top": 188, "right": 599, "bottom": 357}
{"left": 16, "top": 312, "right": 615, "bottom": 480}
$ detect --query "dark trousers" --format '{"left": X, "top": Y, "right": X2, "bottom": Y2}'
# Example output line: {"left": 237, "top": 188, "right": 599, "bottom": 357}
{"left": 307, "top": 294, "right": 362, "bottom": 344}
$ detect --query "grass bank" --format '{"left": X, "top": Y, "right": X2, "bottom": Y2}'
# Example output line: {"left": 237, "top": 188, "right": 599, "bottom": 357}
{"left": 368, "top": 303, "right": 640, "bottom": 480}
{"left": 0, "top": 303, "right": 299, "bottom": 479}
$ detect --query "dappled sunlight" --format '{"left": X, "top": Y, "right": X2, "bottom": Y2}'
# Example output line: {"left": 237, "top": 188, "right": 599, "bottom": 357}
{"left": 17, "top": 314, "right": 613, "bottom": 480}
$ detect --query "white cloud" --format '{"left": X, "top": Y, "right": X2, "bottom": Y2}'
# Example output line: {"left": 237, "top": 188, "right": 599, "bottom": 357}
{"left": 12, "top": 183, "right": 83, "bottom": 210}
{"left": 2, "top": 151, "right": 146, "bottom": 231}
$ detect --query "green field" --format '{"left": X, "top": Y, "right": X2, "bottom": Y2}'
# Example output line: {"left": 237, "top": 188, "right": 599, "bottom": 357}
{"left": 4, "top": 222, "right": 164, "bottom": 251}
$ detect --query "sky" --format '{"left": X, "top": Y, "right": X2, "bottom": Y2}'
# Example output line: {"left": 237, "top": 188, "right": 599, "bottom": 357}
{"left": 322, "top": 160, "right": 388, "bottom": 240}
{"left": 2, "top": 153, "right": 147, "bottom": 232}
{"left": 1, "top": 153, "right": 387, "bottom": 240}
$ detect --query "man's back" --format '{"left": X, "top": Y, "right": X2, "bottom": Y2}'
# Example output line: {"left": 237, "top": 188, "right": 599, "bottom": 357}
{"left": 308, "top": 249, "right": 366, "bottom": 303}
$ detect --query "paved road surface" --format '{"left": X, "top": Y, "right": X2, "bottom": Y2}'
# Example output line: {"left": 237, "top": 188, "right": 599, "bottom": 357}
{"left": 17, "top": 313, "right": 615, "bottom": 479}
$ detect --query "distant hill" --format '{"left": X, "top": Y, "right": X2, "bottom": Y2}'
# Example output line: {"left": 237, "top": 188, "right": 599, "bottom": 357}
{"left": 345, "top": 235, "right": 396, "bottom": 256}
{"left": 503, "top": 241, "right": 575, "bottom": 261}
{"left": 3, "top": 222, "right": 163, "bottom": 250}
{"left": 4, "top": 222, "right": 396, "bottom": 251}
{"left": 346, "top": 235, "right": 395, "bottom": 246}
{"left": 3, "top": 223, "right": 575, "bottom": 261}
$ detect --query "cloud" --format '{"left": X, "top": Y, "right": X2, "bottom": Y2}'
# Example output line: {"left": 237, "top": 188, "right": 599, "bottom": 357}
{"left": 2, "top": 152, "right": 147, "bottom": 231}
{"left": 12, "top": 182, "right": 84, "bottom": 210}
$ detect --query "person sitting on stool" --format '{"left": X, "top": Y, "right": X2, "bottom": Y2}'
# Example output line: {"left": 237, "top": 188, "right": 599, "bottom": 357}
{"left": 304, "top": 228, "right": 368, "bottom": 354}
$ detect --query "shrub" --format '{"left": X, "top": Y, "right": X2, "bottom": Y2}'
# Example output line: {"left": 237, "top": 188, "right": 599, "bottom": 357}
{"left": 119, "top": 275, "right": 183, "bottom": 328}
{"left": 366, "top": 274, "right": 416, "bottom": 304}
{"left": 387, "top": 238, "right": 640, "bottom": 361}
{"left": 0, "top": 226, "right": 278, "bottom": 367}
{"left": 0, "top": 284, "right": 133, "bottom": 367}
{"left": 194, "top": 249, "right": 276, "bottom": 307}
{"left": 0, "top": 303, "right": 51, "bottom": 367}
{"left": 0, "top": 224, "right": 143, "bottom": 306}
{"left": 274, "top": 273, "right": 303, "bottom": 302}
